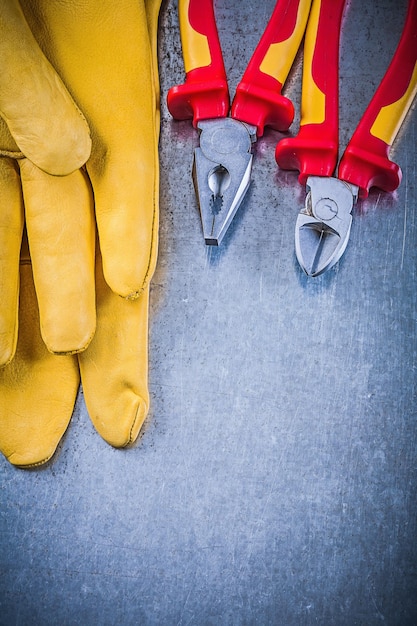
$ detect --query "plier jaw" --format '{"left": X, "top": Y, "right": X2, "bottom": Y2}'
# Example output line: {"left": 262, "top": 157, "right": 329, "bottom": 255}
{"left": 295, "top": 176, "right": 358, "bottom": 276}
{"left": 193, "top": 118, "right": 257, "bottom": 245}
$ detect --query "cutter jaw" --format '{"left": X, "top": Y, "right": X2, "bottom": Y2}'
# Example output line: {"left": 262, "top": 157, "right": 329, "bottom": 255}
{"left": 193, "top": 118, "right": 257, "bottom": 245}
{"left": 295, "top": 176, "right": 359, "bottom": 276}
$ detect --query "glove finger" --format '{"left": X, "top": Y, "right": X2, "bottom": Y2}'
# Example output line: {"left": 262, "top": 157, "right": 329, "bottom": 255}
{"left": 78, "top": 248, "right": 150, "bottom": 448}
{"left": 0, "top": 156, "right": 24, "bottom": 366}
{"left": 0, "top": 0, "right": 91, "bottom": 175}
{"left": 19, "top": 158, "right": 96, "bottom": 355}
{"left": 80, "top": 0, "right": 158, "bottom": 300}
{"left": 19, "top": 0, "right": 158, "bottom": 299}
{"left": 88, "top": 151, "right": 158, "bottom": 300}
{"left": 0, "top": 238, "right": 80, "bottom": 468}
{"left": 78, "top": 0, "right": 162, "bottom": 446}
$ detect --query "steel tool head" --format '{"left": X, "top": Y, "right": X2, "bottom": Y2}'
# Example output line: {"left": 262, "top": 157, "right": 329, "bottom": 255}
{"left": 193, "top": 118, "right": 257, "bottom": 245}
{"left": 295, "top": 176, "right": 359, "bottom": 276}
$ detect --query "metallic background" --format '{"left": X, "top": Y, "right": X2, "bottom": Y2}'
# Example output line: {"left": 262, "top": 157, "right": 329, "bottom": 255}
{"left": 1, "top": 0, "right": 416, "bottom": 623}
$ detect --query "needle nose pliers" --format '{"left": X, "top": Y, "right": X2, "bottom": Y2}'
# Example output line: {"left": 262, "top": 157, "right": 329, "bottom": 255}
{"left": 167, "top": 0, "right": 312, "bottom": 245}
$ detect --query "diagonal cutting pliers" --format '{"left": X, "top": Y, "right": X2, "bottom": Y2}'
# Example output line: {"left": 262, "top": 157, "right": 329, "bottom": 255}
{"left": 275, "top": 0, "right": 417, "bottom": 276}
{"left": 167, "top": 0, "right": 312, "bottom": 245}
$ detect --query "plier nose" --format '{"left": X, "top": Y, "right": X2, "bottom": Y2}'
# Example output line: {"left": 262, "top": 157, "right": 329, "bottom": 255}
{"left": 193, "top": 118, "right": 257, "bottom": 245}
{"left": 295, "top": 176, "right": 358, "bottom": 276}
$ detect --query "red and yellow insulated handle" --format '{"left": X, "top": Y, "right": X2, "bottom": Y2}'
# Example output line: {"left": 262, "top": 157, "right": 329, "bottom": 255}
{"left": 167, "top": 0, "right": 229, "bottom": 126}
{"left": 167, "top": 0, "right": 312, "bottom": 134}
{"left": 231, "top": 0, "right": 312, "bottom": 136}
{"left": 275, "top": 0, "right": 347, "bottom": 183}
{"left": 338, "top": 0, "right": 417, "bottom": 198}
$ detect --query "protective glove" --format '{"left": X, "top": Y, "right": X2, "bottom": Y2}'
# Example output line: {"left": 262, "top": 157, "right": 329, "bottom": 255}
{"left": 0, "top": 0, "right": 162, "bottom": 467}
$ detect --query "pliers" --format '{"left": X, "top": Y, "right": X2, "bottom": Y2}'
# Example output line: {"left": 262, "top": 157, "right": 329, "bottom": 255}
{"left": 167, "top": 0, "right": 312, "bottom": 245}
{"left": 275, "top": 0, "right": 417, "bottom": 276}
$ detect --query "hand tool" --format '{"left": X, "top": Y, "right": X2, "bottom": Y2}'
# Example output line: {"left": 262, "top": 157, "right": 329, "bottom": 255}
{"left": 275, "top": 0, "right": 417, "bottom": 276}
{"left": 167, "top": 0, "right": 312, "bottom": 245}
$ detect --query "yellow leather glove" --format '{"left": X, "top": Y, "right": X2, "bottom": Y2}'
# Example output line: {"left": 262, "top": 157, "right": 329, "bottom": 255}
{"left": 0, "top": 0, "right": 161, "bottom": 467}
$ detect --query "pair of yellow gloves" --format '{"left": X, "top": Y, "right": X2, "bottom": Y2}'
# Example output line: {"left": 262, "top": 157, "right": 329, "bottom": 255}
{"left": 0, "top": 0, "right": 162, "bottom": 467}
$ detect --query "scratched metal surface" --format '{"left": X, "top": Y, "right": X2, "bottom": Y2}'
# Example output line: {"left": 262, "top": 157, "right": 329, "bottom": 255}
{"left": 1, "top": 0, "right": 416, "bottom": 624}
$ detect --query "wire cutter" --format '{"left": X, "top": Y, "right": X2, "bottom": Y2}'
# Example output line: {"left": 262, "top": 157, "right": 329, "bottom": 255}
{"left": 167, "top": 0, "right": 312, "bottom": 245}
{"left": 275, "top": 0, "right": 417, "bottom": 276}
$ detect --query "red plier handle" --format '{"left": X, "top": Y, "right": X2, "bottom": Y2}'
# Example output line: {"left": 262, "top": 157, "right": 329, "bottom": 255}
{"left": 338, "top": 0, "right": 417, "bottom": 198}
{"left": 167, "top": 0, "right": 229, "bottom": 124}
{"left": 276, "top": 0, "right": 417, "bottom": 198}
{"left": 232, "top": 0, "right": 312, "bottom": 135}
{"left": 167, "top": 0, "right": 312, "bottom": 135}
{"left": 275, "top": 0, "right": 346, "bottom": 182}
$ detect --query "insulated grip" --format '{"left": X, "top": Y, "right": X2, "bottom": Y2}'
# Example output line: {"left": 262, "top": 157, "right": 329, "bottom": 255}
{"left": 275, "top": 0, "right": 347, "bottom": 183}
{"left": 167, "top": 0, "right": 229, "bottom": 126}
{"left": 338, "top": 0, "right": 417, "bottom": 198}
{"left": 231, "top": 0, "right": 312, "bottom": 136}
